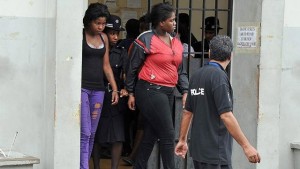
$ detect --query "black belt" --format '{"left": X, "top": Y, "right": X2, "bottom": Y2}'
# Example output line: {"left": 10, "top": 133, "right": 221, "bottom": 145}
{"left": 138, "top": 79, "right": 175, "bottom": 90}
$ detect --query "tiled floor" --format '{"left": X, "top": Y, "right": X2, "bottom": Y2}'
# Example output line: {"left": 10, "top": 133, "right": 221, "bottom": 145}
{"left": 89, "top": 158, "right": 133, "bottom": 169}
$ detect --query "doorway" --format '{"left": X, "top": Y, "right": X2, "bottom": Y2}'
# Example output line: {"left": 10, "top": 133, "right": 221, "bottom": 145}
{"left": 85, "top": 0, "right": 233, "bottom": 168}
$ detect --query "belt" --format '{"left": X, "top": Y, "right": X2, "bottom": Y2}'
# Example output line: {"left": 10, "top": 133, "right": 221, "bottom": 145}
{"left": 138, "top": 79, "right": 175, "bottom": 90}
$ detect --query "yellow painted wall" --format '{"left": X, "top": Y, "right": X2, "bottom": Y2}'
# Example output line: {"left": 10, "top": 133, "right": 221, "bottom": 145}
{"left": 87, "top": 0, "right": 229, "bottom": 41}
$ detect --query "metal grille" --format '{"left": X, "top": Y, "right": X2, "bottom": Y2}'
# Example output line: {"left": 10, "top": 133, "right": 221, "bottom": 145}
{"left": 174, "top": 0, "right": 233, "bottom": 75}
{"left": 144, "top": 1, "right": 233, "bottom": 168}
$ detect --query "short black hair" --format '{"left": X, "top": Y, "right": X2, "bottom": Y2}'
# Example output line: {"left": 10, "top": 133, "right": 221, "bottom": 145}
{"left": 209, "top": 35, "right": 233, "bottom": 61}
{"left": 178, "top": 13, "right": 190, "bottom": 27}
{"left": 139, "top": 14, "right": 148, "bottom": 23}
{"left": 139, "top": 14, "right": 150, "bottom": 32}
{"left": 150, "top": 2, "right": 175, "bottom": 28}
{"left": 178, "top": 23, "right": 189, "bottom": 43}
{"left": 178, "top": 14, "right": 190, "bottom": 43}
{"left": 83, "top": 3, "right": 110, "bottom": 28}
{"left": 125, "top": 19, "right": 140, "bottom": 38}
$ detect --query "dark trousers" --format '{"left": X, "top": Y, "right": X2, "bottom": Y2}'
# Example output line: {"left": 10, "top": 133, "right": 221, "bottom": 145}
{"left": 133, "top": 80, "right": 175, "bottom": 169}
{"left": 193, "top": 161, "right": 232, "bottom": 169}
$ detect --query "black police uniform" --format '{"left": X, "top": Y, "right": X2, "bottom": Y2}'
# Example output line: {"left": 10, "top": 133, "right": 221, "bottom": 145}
{"left": 95, "top": 45, "right": 128, "bottom": 143}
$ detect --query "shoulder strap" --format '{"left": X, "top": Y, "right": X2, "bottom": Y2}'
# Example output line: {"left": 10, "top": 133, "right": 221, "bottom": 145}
{"left": 99, "top": 33, "right": 105, "bottom": 48}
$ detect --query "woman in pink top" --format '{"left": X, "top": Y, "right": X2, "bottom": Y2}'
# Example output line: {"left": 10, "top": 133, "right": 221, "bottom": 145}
{"left": 126, "top": 2, "right": 189, "bottom": 169}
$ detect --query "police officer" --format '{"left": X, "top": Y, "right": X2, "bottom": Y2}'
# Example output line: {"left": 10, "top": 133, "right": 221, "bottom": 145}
{"left": 192, "top": 16, "right": 223, "bottom": 59}
{"left": 175, "top": 35, "right": 261, "bottom": 169}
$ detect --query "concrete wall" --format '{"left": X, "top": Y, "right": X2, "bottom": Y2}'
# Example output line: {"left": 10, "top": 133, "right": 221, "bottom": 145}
{"left": 0, "top": 1, "right": 55, "bottom": 168}
{"left": 257, "top": 0, "right": 284, "bottom": 168}
{"left": 53, "top": 0, "right": 85, "bottom": 168}
{"left": 279, "top": 1, "right": 300, "bottom": 168}
{"left": 1, "top": 0, "right": 300, "bottom": 169}
{"left": 232, "top": 0, "right": 300, "bottom": 169}
{"left": 0, "top": 0, "right": 84, "bottom": 168}
{"left": 258, "top": 0, "right": 300, "bottom": 169}
{"left": 231, "top": 0, "right": 262, "bottom": 168}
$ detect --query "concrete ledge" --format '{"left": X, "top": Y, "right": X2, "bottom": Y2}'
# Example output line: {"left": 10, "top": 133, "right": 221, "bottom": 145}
{"left": 291, "top": 142, "right": 300, "bottom": 169}
{"left": 0, "top": 151, "right": 40, "bottom": 167}
{"left": 291, "top": 142, "right": 300, "bottom": 149}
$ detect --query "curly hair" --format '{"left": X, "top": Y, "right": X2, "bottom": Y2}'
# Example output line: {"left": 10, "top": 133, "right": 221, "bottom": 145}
{"left": 83, "top": 3, "right": 110, "bottom": 28}
{"left": 125, "top": 19, "right": 140, "bottom": 38}
{"left": 150, "top": 2, "right": 175, "bottom": 28}
{"left": 209, "top": 35, "right": 233, "bottom": 61}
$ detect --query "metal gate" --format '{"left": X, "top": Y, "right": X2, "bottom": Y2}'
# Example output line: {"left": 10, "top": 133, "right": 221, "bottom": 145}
{"left": 145, "top": 0, "right": 233, "bottom": 168}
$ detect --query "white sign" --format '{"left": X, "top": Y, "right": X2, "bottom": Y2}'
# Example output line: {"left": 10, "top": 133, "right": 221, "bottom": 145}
{"left": 237, "top": 26, "right": 257, "bottom": 48}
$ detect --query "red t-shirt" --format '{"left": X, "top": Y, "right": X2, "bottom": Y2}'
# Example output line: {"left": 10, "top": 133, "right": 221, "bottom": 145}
{"left": 138, "top": 34, "right": 183, "bottom": 87}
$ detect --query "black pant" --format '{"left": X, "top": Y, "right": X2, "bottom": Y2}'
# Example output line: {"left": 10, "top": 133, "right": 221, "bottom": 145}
{"left": 133, "top": 80, "right": 175, "bottom": 169}
{"left": 193, "top": 161, "right": 232, "bottom": 169}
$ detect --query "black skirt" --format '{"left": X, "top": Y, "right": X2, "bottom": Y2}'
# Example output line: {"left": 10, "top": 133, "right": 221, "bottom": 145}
{"left": 95, "top": 91, "right": 126, "bottom": 144}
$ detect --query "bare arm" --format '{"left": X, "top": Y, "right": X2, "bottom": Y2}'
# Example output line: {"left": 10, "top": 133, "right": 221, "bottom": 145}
{"left": 175, "top": 109, "right": 193, "bottom": 158}
{"left": 178, "top": 110, "right": 193, "bottom": 142}
{"left": 220, "top": 111, "right": 261, "bottom": 163}
{"left": 102, "top": 33, "right": 119, "bottom": 105}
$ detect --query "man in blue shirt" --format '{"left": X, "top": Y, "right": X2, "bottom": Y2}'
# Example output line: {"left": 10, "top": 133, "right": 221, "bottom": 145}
{"left": 175, "top": 35, "right": 261, "bottom": 169}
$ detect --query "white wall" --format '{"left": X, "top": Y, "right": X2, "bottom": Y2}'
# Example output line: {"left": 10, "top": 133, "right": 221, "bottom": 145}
{"left": 1, "top": 0, "right": 300, "bottom": 169}
{"left": 0, "top": 0, "right": 84, "bottom": 168}
{"left": 232, "top": 0, "right": 300, "bottom": 169}
{"left": 231, "top": 0, "right": 262, "bottom": 169}
{"left": 0, "top": 0, "right": 55, "bottom": 168}
{"left": 257, "top": 0, "right": 284, "bottom": 169}
{"left": 232, "top": 1, "right": 300, "bottom": 169}
{"left": 53, "top": 0, "right": 84, "bottom": 168}
{"left": 273, "top": 0, "right": 300, "bottom": 169}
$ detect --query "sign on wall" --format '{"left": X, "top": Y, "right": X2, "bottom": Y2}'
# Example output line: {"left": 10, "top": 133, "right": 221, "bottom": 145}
{"left": 235, "top": 22, "right": 260, "bottom": 53}
{"left": 237, "top": 26, "right": 257, "bottom": 48}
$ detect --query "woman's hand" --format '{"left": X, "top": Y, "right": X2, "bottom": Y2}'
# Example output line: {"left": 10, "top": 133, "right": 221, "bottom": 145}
{"left": 120, "top": 89, "right": 129, "bottom": 98}
{"left": 111, "top": 91, "right": 119, "bottom": 105}
{"left": 175, "top": 140, "right": 188, "bottom": 158}
{"left": 128, "top": 94, "right": 136, "bottom": 110}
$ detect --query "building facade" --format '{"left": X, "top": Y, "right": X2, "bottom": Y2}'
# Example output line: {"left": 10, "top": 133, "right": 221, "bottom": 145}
{"left": 0, "top": 0, "right": 299, "bottom": 169}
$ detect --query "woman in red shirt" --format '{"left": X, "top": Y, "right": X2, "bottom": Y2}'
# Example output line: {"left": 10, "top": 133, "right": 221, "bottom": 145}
{"left": 126, "top": 2, "right": 189, "bottom": 169}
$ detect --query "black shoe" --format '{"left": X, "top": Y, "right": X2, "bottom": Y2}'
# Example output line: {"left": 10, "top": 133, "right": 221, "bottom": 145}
{"left": 122, "top": 157, "right": 133, "bottom": 166}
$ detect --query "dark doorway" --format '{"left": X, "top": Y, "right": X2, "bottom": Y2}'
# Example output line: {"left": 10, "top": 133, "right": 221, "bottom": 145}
{"left": 87, "top": 1, "right": 233, "bottom": 168}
